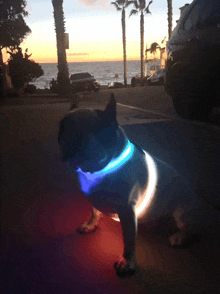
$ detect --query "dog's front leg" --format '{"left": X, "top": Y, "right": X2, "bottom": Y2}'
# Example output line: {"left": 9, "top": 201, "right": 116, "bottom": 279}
{"left": 76, "top": 207, "right": 103, "bottom": 234}
{"left": 114, "top": 206, "right": 137, "bottom": 276}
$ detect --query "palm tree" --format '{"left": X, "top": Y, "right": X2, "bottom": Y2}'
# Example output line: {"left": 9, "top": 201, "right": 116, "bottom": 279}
{"left": 130, "top": 0, "right": 153, "bottom": 79}
{"left": 149, "top": 42, "right": 159, "bottom": 56}
{"left": 167, "top": 0, "right": 172, "bottom": 39}
{"left": 52, "top": 0, "right": 71, "bottom": 97}
{"left": 146, "top": 41, "right": 166, "bottom": 74}
{"left": 149, "top": 42, "right": 160, "bottom": 71}
{"left": 111, "top": 1, "right": 132, "bottom": 87}
{"left": 145, "top": 44, "right": 151, "bottom": 76}
{"left": 149, "top": 42, "right": 166, "bottom": 70}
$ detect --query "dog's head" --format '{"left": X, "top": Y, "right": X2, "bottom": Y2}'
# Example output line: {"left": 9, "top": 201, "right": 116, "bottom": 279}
{"left": 58, "top": 93, "right": 119, "bottom": 173}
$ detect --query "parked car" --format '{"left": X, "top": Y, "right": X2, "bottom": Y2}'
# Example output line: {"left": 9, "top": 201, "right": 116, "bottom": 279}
{"left": 108, "top": 82, "right": 124, "bottom": 89}
{"left": 165, "top": 0, "right": 220, "bottom": 120}
{"left": 147, "top": 69, "right": 165, "bottom": 86}
{"left": 70, "top": 72, "right": 100, "bottom": 93}
{"left": 131, "top": 76, "right": 148, "bottom": 87}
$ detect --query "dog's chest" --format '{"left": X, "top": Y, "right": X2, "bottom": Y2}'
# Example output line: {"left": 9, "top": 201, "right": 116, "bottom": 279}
{"left": 77, "top": 149, "right": 146, "bottom": 213}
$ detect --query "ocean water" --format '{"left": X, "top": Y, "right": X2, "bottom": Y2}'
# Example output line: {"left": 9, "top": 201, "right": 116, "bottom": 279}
{"left": 34, "top": 60, "right": 155, "bottom": 89}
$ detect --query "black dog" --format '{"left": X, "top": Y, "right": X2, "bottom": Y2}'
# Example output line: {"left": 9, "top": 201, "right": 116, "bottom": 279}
{"left": 58, "top": 93, "right": 219, "bottom": 276}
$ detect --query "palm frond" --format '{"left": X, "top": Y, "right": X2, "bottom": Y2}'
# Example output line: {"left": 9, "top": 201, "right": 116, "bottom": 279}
{"left": 145, "top": 0, "right": 153, "bottom": 14}
{"left": 139, "top": 0, "right": 146, "bottom": 10}
{"left": 129, "top": 9, "right": 138, "bottom": 17}
{"left": 117, "top": 0, "right": 126, "bottom": 5}
{"left": 149, "top": 42, "right": 160, "bottom": 53}
{"left": 125, "top": 1, "right": 134, "bottom": 8}
{"left": 132, "top": 0, "right": 139, "bottom": 10}
{"left": 111, "top": 2, "right": 122, "bottom": 11}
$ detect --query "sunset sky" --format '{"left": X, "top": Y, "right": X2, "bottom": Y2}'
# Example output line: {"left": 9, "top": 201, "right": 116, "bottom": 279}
{"left": 3, "top": 0, "right": 189, "bottom": 63}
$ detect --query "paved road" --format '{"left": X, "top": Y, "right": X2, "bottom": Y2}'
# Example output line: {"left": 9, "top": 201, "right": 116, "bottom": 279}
{"left": 1, "top": 88, "right": 220, "bottom": 293}
{"left": 81, "top": 85, "right": 178, "bottom": 118}
{"left": 81, "top": 85, "right": 219, "bottom": 123}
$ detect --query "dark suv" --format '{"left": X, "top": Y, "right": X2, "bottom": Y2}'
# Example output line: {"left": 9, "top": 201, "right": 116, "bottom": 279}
{"left": 70, "top": 72, "right": 100, "bottom": 93}
{"left": 165, "top": 0, "right": 220, "bottom": 120}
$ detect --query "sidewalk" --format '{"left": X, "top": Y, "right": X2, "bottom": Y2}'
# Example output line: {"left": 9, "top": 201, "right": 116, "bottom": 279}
{"left": 0, "top": 94, "right": 71, "bottom": 106}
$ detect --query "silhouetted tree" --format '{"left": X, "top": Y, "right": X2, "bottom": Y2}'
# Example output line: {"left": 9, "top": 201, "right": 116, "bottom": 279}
{"left": 149, "top": 42, "right": 160, "bottom": 56}
{"left": 0, "top": 0, "right": 31, "bottom": 96}
{"left": 51, "top": 0, "right": 72, "bottom": 98}
{"left": 7, "top": 48, "right": 44, "bottom": 90}
{"left": 147, "top": 42, "right": 165, "bottom": 71}
{"left": 111, "top": 0, "right": 133, "bottom": 87}
{"left": 130, "top": 0, "right": 153, "bottom": 79}
{"left": 149, "top": 42, "right": 160, "bottom": 71}
{"left": 0, "top": 0, "right": 31, "bottom": 59}
{"left": 167, "top": 0, "right": 172, "bottom": 39}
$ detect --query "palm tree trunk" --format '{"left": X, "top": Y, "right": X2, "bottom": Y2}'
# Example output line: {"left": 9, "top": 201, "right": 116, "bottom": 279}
{"left": 145, "top": 46, "right": 148, "bottom": 76}
{"left": 122, "top": 8, "right": 127, "bottom": 87}
{"left": 140, "top": 11, "right": 144, "bottom": 79}
{"left": 0, "top": 48, "right": 7, "bottom": 99}
{"left": 160, "top": 47, "right": 165, "bottom": 69}
{"left": 167, "top": 0, "right": 173, "bottom": 39}
{"left": 0, "top": 48, "right": 6, "bottom": 99}
{"left": 52, "top": 0, "right": 72, "bottom": 98}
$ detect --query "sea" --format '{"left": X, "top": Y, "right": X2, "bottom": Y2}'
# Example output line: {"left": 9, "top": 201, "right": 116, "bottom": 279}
{"left": 33, "top": 60, "right": 158, "bottom": 89}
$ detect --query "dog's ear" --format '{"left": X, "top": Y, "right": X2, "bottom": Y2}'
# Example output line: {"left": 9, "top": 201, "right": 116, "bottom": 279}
{"left": 104, "top": 93, "right": 117, "bottom": 122}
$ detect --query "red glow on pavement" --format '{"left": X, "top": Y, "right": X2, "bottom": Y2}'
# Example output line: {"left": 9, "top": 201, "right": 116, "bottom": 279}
{"left": 20, "top": 168, "right": 157, "bottom": 282}
{"left": 22, "top": 188, "right": 124, "bottom": 280}
{"left": 62, "top": 219, "right": 124, "bottom": 280}
{"left": 22, "top": 189, "right": 92, "bottom": 241}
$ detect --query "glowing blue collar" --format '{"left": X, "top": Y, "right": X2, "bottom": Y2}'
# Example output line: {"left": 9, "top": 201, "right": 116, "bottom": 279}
{"left": 76, "top": 140, "right": 135, "bottom": 195}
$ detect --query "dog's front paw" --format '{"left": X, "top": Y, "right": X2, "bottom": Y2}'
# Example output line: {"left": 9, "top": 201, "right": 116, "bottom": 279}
{"left": 114, "top": 255, "right": 137, "bottom": 277}
{"left": 76, "top": 213, "right": 103, "bottom": 234}
{"left": 76, "top": 221, "right": 99, "bottom": 234}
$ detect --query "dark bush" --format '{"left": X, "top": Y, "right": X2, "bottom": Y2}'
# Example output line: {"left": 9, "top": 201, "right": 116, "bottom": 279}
{"left": 24, "top": 84, "right": 36, "bottom": 94}
{"left": 8, "top": 49, "right": 44, "bottom": 90}
{"left": 49, "top": 78, "right": 58, "bottom": 93}
{"left": 131, "top": 77, "right": 136, "bottom": 87}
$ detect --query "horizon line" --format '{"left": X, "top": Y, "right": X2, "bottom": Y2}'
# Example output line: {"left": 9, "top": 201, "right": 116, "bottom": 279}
{"left": 38, "top": 59, "right": 161, "bottom": 64}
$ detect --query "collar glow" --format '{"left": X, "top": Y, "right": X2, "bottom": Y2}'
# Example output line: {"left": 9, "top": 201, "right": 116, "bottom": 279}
{"left": 77, "top": 140, "right": 135, "bottom": 195}
{"left": 112, "top": 150, "right": 158, "bottom": 222}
